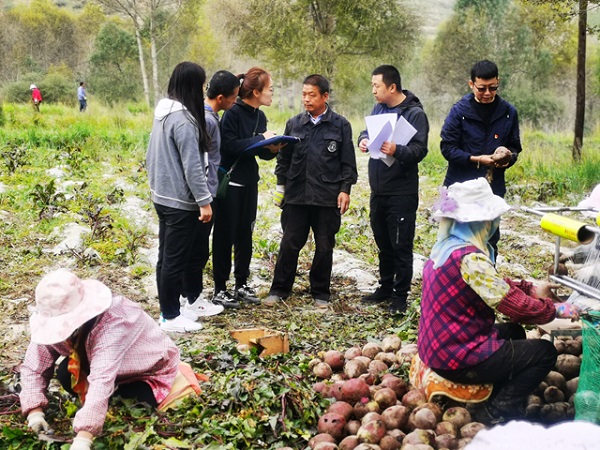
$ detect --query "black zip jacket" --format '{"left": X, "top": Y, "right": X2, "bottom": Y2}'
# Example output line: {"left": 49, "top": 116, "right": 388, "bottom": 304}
{"left": 220, "top": 99, "right": 277, "bottom": 185}
{"left": 358, "top": 90, "right": 429, "bottom": 196}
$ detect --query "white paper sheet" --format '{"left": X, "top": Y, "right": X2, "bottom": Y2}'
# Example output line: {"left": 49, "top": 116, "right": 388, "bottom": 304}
{"left": 364, "top": 113, "right": 418, "bottom": 167}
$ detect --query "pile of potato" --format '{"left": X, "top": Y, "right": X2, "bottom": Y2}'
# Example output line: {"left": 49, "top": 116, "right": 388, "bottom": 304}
{"left": 299, "top": 335, "right": 487, "bottom": 450}
{"left": 525, "top": 332, "right": 582, "bottom": 423}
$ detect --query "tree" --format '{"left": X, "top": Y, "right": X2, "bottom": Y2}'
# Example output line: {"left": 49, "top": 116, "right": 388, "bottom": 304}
{"left": 519, "top": 0, "right": 600, "bottom": 160}
{"left": 89, "top": 21, "right": 142, "bottom": 104}
{"left": 218, "top": 0, "right": 420, "bottom": 110}
{"left": 92, "top": 0, "right": 204, "bottom": 106}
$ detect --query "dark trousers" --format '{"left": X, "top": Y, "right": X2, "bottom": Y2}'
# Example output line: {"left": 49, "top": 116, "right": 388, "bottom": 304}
{"left": 154, "top": 203, "right": 199, "bottom": 319}
{"left": 182, "top": 203, "right": 214, "bottom": 301}
{"left": 269, "top": 204, "right": 341, "bottom": 300}
{"left": 212, "top": 184, "right": 258, "bottom": 292}
{"left": 56, "top": 358, "right": 157, "bottom": 407}
{"left": 370, "top": 194, "right": 418, "bottom": 298}
{"left": 79, "top": 99, "right": 87, "bottom": 112}
{"left": 435, "top": 323, "right": 558, "bottom": 417}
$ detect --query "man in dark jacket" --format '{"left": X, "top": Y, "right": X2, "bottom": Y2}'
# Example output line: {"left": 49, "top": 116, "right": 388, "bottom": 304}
{"left": 440, "top": 59, "right": 521, "bottom": 259}
{"left": 264, "top": 74, "right": 358, "bottom": 307}
{"left": 358, "top": 65, "right": 429, "bottom": 313}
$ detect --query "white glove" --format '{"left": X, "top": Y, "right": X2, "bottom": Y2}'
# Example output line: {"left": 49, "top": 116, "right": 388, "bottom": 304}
{"left": 71, "top": 436, "right": 93, "bottom": 450}
{"left": 27, "top": 411, "right": 50, "bottom": 433}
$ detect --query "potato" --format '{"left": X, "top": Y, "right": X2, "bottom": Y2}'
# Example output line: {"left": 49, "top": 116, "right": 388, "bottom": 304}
{"left": 357, "top": 419, "right": 387, "bottom": 444}
{"left": 544, "top": 370, "right": 566, "bottom": 391}
{"left": 435, "top": 433, "right": 459, "bottom": 450}
{"left": 402, "top": 429, "right": 435, "bottom": 447}
{"left": 362, "top": 342, "right": 383, "bottom": 359}
{"left": 318, "top": 413, "right": 347, "bottom": 441}
{"left": 325, "top": 350, "right": 346, "bottom": 372}
{"left": 379, "top": 434, "right": 401, "bottom": 450}
{"left": 368, "top": 360, "right": 389, "bottom": 377}
{"left": 374, "top": 388, "right": 398, "bottom": 410}
{"left": 339, "top": 435, "right": 360, "bottom": 450}
{"left": 382, "top": 335, "right": 402, "bottom": 352}
{"left": 566, "top": 377, "right": 579, "bottom": 399}
{"left": 540, "top": 402, "right": 569, "bottom": 423}
{"left": 442, "top": 407, "right": 471, "bottom": 430}
{"left": 309, "top": 433, "right": 337, "bottom": 449}
{"left": 375, "top": 352, "right": 398, "bottom": 366}
{"left": 555, "top": 354, "right": 581, "bottom": 380}
{"left": 435, "top": 421, "right": 458, "bottom": 437}
{"left": 346, "top": 420, "right": 362, "bottom": 435}
{"left": 459, "top": 422, "right": 485, "bottom": 439}
{"left": 401, "top": 389, "right": 427, "bottom": 410}
{"left": 564, "top": 339, "right": 582, "bottom": 356}
{"left": 380, "top": 375, "right": 408, "bottom": 399}
{"left": 328, "top": 401, "right": 355, "bottom": 421}
{"left": 345, "top": 347, "right": 363, "bottom": 360}
{"left": 543, "top": 385, "right": 565, "bottom": 403}
{"left": 345, "top": 359, "right": 369, "bottom": 379}
{"left": 314, "top": 362, "right": 334, "bottom": 379}
{"left": 314, "top": 443, "right": 339, "bottom": 450}
{"left": 381, "top": 405, "right": 409, "bottom": 431}
{"left": 553, "top": 339, "right": 566, "bottom": 354}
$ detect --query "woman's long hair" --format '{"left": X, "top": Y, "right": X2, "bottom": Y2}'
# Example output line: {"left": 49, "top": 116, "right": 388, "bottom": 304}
{"left": 167, "top": 62, "right": 210, "bottom": 152}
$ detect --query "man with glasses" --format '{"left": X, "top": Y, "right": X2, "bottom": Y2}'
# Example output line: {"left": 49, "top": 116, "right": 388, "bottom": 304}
{"left": 440, "top": 59, "right": 522, "bottom": 260}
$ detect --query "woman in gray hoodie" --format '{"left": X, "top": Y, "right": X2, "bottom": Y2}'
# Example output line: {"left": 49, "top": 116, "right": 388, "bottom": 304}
{"left": 146, "top": 62, "right": 214, "bottom": 333}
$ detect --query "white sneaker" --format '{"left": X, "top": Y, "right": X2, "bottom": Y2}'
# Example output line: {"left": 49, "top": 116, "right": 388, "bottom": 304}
{"left": 182, "top": 299, "right": 224, "bottom": 320}
{"left": 179, "top": 295, "right": 187, "bottom": 307}
{"left": 159, "top": 314, "right": 203, "bottom": 333}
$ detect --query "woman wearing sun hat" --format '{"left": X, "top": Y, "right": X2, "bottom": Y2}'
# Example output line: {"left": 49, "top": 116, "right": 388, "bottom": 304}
{"left": 417, "top": 178, "right": 580, "bottom": 424}
{"left": 19, "top": 269, "right": 197, "bottom": 449}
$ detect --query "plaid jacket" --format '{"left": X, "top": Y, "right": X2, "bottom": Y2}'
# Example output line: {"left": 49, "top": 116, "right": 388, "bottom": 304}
{"left": 418, "top": 246, "right": 502, "bottom": 370}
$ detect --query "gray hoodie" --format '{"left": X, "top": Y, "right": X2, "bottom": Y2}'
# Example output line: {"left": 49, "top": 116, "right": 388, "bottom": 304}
{"left": 146, "top": 99, "right": 212, "bottom": 211}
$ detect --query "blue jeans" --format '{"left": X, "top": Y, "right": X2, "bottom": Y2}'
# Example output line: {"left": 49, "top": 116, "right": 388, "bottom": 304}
{"left": 154, "top": 203, "right": 199, "bottom": 319}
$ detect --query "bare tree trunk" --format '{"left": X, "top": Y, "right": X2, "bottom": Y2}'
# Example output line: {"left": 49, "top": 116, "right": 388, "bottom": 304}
{"left": 150, "top": 24, "right": 160, "bottom": 106}
{"left": 135, "top": 26, "right": 150, "bottom": 106}
{"left": 573, "top": 0, "right": 587, "bottom": 162}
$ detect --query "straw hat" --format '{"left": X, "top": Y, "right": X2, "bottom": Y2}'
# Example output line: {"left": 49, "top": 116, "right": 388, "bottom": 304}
{"left": 433, "top": 178, "right": 511, "bottom": 223}
{"left": 29, "top": 269, "right": 112, "bottom": 345}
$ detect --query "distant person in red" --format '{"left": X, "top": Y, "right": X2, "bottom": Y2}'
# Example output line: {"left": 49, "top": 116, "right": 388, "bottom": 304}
{"left": 30, "top": 84, "right": 42, "bottom": 112}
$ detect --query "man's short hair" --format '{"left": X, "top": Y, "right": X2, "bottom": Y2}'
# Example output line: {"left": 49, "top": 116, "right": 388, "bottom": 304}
{"left": 372, "top": 65, "right": 402, "bottom": 91}
{"left": 470, "top": 60, "right": 498, "bottom": 81}
{"left": 303, "top": 74, "right": 330, "bottom": 95}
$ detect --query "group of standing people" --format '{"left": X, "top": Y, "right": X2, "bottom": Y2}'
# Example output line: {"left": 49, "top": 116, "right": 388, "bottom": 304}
{"left": 143, "top": 59, "right": 533, "bottom": 332}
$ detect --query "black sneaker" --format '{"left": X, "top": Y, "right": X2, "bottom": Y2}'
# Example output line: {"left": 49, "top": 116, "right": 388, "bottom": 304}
{"left": 362, "top": 287, "right": 392, "bottom": 303}
{"left": 212, "top": 290, "right": 241, "bottom": 309}
{"left": 388, "top": 295, "right": 407, "bottom": 313}
{"left": 235, "top": 285, "right": 260, "bottom": 304}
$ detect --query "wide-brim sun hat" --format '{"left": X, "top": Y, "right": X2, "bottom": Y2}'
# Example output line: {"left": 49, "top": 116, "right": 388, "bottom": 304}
{"left": 30, "top": 84, "right": 36, "bottom": 90}
{"left": 432, "top": 177, "right": 511, "bottom": 223}
{"left": 29, "top": 269, "right": 112, "bottom": 345}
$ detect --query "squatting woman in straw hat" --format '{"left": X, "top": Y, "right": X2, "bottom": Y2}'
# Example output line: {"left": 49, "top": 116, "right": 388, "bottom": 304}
{"left": 417, "top": 178, "right": 580, "bottom": 424}
{"left": 19, "top": 269, "right": 201, "bottom": 449}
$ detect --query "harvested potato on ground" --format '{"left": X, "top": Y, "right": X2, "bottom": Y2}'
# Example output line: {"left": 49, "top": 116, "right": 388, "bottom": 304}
{"left": 555, "top": 354, "right": 581, "bottom": 380}
{"left": 544, "top": 371, "right": 566, "bottom": 391}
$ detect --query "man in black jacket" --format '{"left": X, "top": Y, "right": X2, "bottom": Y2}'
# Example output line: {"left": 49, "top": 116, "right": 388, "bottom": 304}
{"left": 264, "top": 74, "right": 358, "bottom": 307}
{"left": 358, "top": 65, "right": 429, "bottom": 313}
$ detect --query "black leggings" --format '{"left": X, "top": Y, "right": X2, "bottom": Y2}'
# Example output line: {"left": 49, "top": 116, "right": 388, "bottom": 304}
{"left": 435, "top": 323, "right": 557, "bottom": 417}
{"left": 56, "top": 358, "right": 158, "bottom": 407}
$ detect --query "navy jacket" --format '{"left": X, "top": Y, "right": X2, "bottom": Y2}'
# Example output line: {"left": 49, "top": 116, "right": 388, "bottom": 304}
{"left": 275, "top": 107, "right": 357, "bottom": 207}
{"left": 440, "top": 93, "right": 521, "bottom": 197}
{"left": 358, "top": 91, "right": 429, "bottom": 196}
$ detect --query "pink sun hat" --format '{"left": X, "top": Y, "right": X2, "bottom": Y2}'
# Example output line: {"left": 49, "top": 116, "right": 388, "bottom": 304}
{"left": 29, "top": 269, "right": 112, "bottom": 345}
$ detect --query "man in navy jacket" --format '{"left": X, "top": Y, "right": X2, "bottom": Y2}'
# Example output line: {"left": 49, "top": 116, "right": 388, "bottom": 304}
{"left": 440, "top": 60, "right": 522, "bottom": 259}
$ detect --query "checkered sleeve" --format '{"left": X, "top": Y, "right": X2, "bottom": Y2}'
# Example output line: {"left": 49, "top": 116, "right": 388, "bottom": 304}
{"left": 19, "top": 343, "right": 61, "bottom": 415}
{"left": 498, "top": 278, "right": 556, "bottom": 325}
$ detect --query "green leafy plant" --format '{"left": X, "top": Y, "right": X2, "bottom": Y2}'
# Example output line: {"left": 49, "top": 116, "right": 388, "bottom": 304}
{"left": 29, "top": 179, "right": 65, "bottom": 219}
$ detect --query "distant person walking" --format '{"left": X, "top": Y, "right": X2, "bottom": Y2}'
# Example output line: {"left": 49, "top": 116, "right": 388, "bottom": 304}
{"left": 30, "top": 84, "right": 42, "bottom": 112}
{"left": 78, "top": 82, "right": 87, "bottom": 112}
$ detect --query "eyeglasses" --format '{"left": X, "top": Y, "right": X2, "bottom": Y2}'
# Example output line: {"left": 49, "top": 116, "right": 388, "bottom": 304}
{"left": 474, "top": 85, "right": 499, "bottom": 93}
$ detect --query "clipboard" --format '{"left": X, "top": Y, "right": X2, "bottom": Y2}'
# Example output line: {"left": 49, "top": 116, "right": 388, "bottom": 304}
{"left": 243, "top": 135, "right": 300, "bottom": 154}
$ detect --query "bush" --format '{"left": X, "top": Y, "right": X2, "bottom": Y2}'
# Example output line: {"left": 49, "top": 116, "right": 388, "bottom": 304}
{"left": 1, "top": 73, "right": 78, "bottom": 105}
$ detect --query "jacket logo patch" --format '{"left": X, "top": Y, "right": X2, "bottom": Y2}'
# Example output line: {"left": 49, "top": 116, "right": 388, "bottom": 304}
{"left": 327, "top": 141, "right": 337, "bottom": 152}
